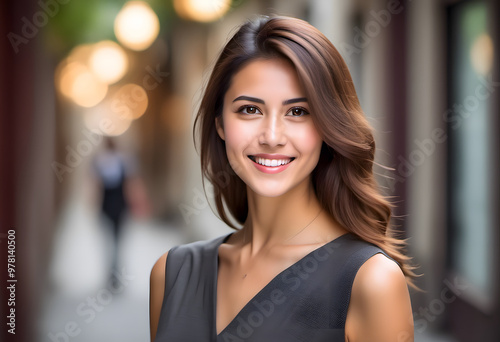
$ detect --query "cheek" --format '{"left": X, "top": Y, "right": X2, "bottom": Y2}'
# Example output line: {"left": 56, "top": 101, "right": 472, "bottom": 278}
{"left": 221, "top": 119, "right": 255, "bottom": 178}
{"left": 222, "top": 118, "right": 252, "bottom": 154}
{"left": 293, "top": 124, "right": 323, "bottom": 156}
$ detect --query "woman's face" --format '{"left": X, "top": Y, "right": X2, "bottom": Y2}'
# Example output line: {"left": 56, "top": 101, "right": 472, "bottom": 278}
{"left": 217, "top": 58, "right": 323, "bottom": 198}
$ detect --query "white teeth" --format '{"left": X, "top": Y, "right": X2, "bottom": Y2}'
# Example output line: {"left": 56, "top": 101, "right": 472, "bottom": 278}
{"left": 255, "top": 157, "right": 291, "bottom": 167}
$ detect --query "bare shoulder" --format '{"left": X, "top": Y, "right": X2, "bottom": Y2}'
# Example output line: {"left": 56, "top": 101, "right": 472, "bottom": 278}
{"left": 150, "top": 251, "right": 169, "bottom": 342}
{"left": 345, "top": 253, "right": 414, "bottom": 342}
{"left": 151, "top": 251, "right": 169, "bottom": 283}
{"left": 354, "top": 253, "right": 407, "bottom": 296}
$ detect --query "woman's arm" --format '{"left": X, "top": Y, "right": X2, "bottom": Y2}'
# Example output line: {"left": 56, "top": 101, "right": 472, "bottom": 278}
{"left": 345, "top": 254, "right": 414, "bottom": 342}
{"left": 149, "top": 252, "right": 168, "bottom": 342}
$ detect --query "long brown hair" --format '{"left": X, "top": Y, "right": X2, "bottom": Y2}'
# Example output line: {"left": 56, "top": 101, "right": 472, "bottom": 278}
{"left": 194, "top": 16, "right": 416, "bottom": 284}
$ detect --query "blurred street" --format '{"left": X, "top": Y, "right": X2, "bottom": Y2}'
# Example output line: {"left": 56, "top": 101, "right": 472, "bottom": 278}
{"left": 1, "top": 1, "right": 498, "bottom": 341}
{"left": 38, "top": 190, "right": 188, "bottom": 342}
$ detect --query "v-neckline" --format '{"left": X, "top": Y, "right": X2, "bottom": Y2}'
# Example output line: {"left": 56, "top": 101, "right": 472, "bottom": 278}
{"left": 213, "top": 232, "right": 351, "bottom": 338}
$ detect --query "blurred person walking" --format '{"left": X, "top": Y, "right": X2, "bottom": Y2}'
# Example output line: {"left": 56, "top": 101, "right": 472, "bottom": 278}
{"left": 92, "top": 137, "right": 136, "bottom": 285}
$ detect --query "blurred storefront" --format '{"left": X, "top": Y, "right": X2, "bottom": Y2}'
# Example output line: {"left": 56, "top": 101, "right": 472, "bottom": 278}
{"left": 1, "top": 0, "right": 498, "bottom": 341}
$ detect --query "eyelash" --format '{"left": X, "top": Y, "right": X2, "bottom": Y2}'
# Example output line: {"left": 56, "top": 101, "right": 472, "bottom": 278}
{"left": 236, "top": 105, "right": 310, "bottom": 117}
{"left": 237, "top": 105, "right": 262, "bottom": 115}
{"left": 286, "top": 106, "right": 309, "bottom": 117}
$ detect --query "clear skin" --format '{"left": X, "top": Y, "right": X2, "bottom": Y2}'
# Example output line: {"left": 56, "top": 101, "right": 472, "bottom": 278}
{"left": 149, "top": 58, "right": 414, "bottom": 341}
{"left": 217, "top": 58, "right": 323, "bottom": 199}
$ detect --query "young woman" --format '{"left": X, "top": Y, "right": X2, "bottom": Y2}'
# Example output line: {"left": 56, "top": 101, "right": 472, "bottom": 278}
{"left": 150, "top": 16, "right": 415, "bottom": 342}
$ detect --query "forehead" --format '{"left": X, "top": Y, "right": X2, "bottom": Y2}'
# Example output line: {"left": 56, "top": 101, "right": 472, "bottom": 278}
{"left": 225, "top": 58, "right": 305, "bottom": 100}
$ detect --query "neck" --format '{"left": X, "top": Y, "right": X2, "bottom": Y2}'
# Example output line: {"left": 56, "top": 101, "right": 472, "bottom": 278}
{"left": 242, "top": 178, "right": 323, "bottom": 253}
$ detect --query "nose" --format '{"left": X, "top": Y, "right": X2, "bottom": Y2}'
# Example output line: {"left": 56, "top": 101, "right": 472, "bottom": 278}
{"left": 258, "top": 114, "right": 287, "bottom": 147}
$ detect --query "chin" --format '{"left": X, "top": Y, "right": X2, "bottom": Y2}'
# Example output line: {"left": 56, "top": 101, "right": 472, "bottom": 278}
{"left": 245, "top": 179, "right": 303, "bottom": 199}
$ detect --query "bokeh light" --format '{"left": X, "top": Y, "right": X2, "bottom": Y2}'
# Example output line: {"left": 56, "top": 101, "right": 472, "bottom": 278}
{"left": 110, "top": 83, "right": 149, "bottom": 120}
{"left": 83, "top": 97, "right": 133, "bottom": 136}
{"left": 174, "top": 0, "right": 231, "bottom": 22}
{"left": 70, "top": 68, "right": 108, "bottom": 107}
{"left": 66, "top": 44, "right": 93, "bottom": 64}
{"left": 89, "top": 41, "right": 128, "bottom": 84}
{"left": 114, "top": 1, "right": 160, "bottom": 51}
{"left": 57, "top": 61, "right": 86, "bottom": 99}
{"left": 56, "top": 61, "right": 108, "bottom": 108}
{"left": 470, "top": 33, "right": 494, "bottom": 76}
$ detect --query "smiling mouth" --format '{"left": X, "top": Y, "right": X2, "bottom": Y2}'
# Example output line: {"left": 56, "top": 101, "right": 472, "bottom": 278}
{"left": 248, "top": 155, "right": 295, "bottom": 167}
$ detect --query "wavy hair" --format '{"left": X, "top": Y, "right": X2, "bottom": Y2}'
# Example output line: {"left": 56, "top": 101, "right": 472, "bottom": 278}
{"left": 194, "top": 16, "right": 416, "bottom": 284}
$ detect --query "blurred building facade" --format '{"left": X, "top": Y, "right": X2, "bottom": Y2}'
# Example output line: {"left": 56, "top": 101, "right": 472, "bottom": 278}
{"left": 1, "top": 0, "right": 499, "bottom": 341}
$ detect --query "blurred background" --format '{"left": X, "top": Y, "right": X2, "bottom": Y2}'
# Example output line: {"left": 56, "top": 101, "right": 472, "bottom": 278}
{"left": 1, "top": 0, "right": 499, "bottom": 341}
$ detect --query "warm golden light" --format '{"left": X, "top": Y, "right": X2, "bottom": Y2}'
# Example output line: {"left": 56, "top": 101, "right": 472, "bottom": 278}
{"left": 110, "top": 83, "right": 149, "bottom": 120}
{"left": 57, "top": 61, "right": 86, "bottom": 99}
{"left": 470, "top": 34, "right": 494, "bottom": 76}
{"left": 89, "top": 41, "right": 128, "bottom": 84}
{"left": 56, "top": 60, "right": 108, "bottom": 108}
{"left": 174, "top": 0, "right": 231, "bottom": 22}
{"left": 83, "top": 98, "right": 132, "bottom": 136}
{"left": 114, "top": 1, "right": 160, "bottom": 51}
{"left": 71, "top": 69, "right": 108, "bottom": 107}
{"left": 66, "top": 44, "right": 93, "bottom": 64}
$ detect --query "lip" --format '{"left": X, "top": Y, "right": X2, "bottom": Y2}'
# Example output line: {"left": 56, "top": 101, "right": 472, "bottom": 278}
{"left": 248, "top": 154, "right": 295, "bottom": 174}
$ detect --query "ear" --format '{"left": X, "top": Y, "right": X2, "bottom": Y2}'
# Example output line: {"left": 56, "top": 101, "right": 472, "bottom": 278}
{"left": 215, "top": 116, "right": 225, "bottom": 141}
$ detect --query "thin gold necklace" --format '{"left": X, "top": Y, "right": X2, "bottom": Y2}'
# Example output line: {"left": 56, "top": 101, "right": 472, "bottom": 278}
{"left": 241, "top": 208, "right": 323, "bottom": 279}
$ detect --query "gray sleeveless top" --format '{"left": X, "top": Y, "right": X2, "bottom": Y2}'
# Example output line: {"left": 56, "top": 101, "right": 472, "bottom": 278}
{"left": 154, "top": 232, "right": 390, "bottom": 342}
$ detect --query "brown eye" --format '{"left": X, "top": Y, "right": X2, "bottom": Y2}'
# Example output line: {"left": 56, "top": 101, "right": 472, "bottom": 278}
{"left": 246, "top": 106, "right": 257, "bottom": 114}
{"left": 239, "top": 106, "right": 261, "bottom": 115}
{"left": 287, "top": 107, "right": 309, "bottom": 117}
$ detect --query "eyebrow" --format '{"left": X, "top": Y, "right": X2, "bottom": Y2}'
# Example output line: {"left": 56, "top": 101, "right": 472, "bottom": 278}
{"left": 232, "top": 95, "right": 307, "bottom": 105}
